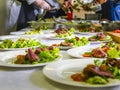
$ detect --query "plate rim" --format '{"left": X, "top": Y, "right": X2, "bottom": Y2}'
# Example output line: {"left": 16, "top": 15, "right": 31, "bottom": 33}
{"left": 75, "top": 31, "right": 100, "bottom": 35}
{"left": 67, "top": 46, "right": 102, "bottom": 58}
{"left": 0, "top": 46, "right": 40, "bottom": 51}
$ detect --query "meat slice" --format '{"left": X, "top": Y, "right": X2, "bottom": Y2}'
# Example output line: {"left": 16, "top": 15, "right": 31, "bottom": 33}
{"left": 92, "top": 47, "right": 107, "bottom": 58}
{"left": 83, "top": 64, "right": 114, "bottom": 78}
{"left": 60, "top": 42, "right": 73, "bottom": 47}
{"left": 35, "top": 47, "right": 43, "bottom": 54}
{"left": 25, "top": 48, "right": 39, "bottom": 62}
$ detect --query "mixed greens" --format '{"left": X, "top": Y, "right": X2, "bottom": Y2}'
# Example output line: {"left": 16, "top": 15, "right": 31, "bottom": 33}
{"left": 105, "top": 42, "right": 120, "bottom": 58}
{"left": 64, "top": 36, "right": 89, "bottom": 47}
{"left": 78, "top": 22, "right": 103, "bottom": 33}
{"left": 88, "top": 33, "right": 112, "bottom": 42}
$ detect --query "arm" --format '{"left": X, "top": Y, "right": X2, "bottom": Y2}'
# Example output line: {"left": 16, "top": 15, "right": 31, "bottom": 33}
{"left": 26, "top": 0, "right": 51, "bottom": 10}
{"left": 96, "top": 0, "right": 107, "bottom": 4}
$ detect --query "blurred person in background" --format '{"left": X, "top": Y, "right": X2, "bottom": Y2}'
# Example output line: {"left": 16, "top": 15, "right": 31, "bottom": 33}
{"left": 96, "top": 0, "right": 114, "bottom": 21}
{"left": 6, "top": 0, "right": 73, "bottom": 32}
{"left": 96, "top": 0, "right": 120, "bottom": 21}
{"left": 17, "top": 0, "right": 52, "bottom": 31}
{"left": 112, "top": 0, "right": 120, "bottom": 20}
{"left": 6, "top": 0, "right": 51, "bottom": 32}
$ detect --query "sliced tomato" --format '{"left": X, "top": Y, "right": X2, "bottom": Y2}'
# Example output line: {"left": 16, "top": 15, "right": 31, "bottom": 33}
{"left": 113, "top": 30, "right": 120, "bottom": 33}
{"left": 101, "top": 47, "right": 110, "bottom": 52}
{"left": 100, "top": 64, "right": 107, "bottom": 71}
{"left": 52, "top": 44, "right": 59, "bottom": 46}
{"left": 82, "top": 53, "right": 92, "bottom": 57}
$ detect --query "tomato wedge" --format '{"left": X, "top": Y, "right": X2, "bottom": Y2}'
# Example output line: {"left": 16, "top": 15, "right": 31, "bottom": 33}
{"left": 82, "top": 53, "right": 92, "bottom": 57}
{"left": 113, "top": 29, "right": 120, "bottom": 33}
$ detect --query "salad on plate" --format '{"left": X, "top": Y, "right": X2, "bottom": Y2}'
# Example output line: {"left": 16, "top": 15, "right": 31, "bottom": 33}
{"left": 14, "top": 45, "right": 61, "bottom": 64}
{"left": 53, "top": 27, "right": 75, "bottom": 39}
{"left": 0, "top": 45, "right": 62, "bottom": 67}
{"left": 88, "top": 33, "right": 112, "bottom": 43}
{"left": 75, "top": 22, "right": 103, "bottom": 34}
{"left": 0, "top": 38, "right": 41, "bottom": 50}
{"left": 82, "top": 42, "right": 120, "bottom": 59}
{"left": 52, "top": 36, "right": 89, "bottom": 49}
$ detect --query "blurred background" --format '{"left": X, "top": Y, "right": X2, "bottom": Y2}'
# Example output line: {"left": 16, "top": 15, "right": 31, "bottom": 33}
{"left": 0, "top": 0, "right": 7, "bottom": 35}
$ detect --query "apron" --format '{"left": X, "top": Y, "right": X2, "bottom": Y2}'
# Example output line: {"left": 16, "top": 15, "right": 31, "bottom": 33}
{"left": 6, "top": 0, "right": 21, "bottom": 32}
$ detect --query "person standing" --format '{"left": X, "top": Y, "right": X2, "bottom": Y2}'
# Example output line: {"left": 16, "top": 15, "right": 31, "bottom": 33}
{"left": 6, "top": 0, "right": 51, "bottom": 32}
{"left": 96, "top": 0, "right": 120, "bottom": 21}
{"left": 96, "top": 0, "right": 112, "bottom": 20}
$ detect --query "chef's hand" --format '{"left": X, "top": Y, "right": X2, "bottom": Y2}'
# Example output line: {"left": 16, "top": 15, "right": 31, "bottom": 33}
{"left": 34, "top": 0, "right": 51, "bottom": 10}
{"left": 96, "top": 0, "right": 107, "bottom": 4}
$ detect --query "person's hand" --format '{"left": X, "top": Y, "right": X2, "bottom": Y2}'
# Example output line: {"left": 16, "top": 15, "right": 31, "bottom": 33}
{"left": 96, "top": 0, "right": 107, "bottom": 4}
{"left": 40, "top": 1, "right": 51, "bottom": 10}
{"left": 34, "top": 0, "right": 51, "bottom": 10}
{"left": 64, "top": 0, "right": 73, "bottom": 8}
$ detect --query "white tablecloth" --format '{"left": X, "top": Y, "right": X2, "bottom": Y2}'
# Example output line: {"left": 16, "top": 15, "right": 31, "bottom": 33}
{"left": 0, "top": 30, "right": 120, "bottom": 90}
{"left": 0, "top": 51, "right": 120, "bottom": 90}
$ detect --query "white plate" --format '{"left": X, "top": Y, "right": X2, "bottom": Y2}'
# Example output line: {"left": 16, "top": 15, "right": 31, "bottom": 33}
{"left": 44, "top": 33, "right": 74, "bottom": 40}
{"left": 0, "top": 46, "right": 39, "bottom": 51}
{"left": 0, "top": 50, "right": 62, "bottom": 67}
{"left": 55, "top": 42, "right": 90, "bottom": 50}
{"left": 0, "top": 35, "right": 39, "bottom": 41}
{"left": 43, "top": 30, "right": 54, "bottom": 34}
{"left": 43, "top": 59, "right": 120, "bottom": 87}
{"left": 75, "top": 31, "right": 99, "bottom": 35}
{"left": 67, "top": 45, "right": 120, "bottom": 59}
{"left": 67, "top": 45, "right": 101, "bottom": 58}
{"left": 10, "top": 30, "right": 44, "bottom": 35}
{"left": 54, "top": 46, "right": 75, "bottom": 50}
{"left": 10, "top": 31, "right": 26, "bottom": 35}
{"left": 20, "top": 27, "right": 33, "bottom": 31}
{"left": 59, "top": 46, "right": 74, "bottom": 50}
{"left": 90, "top": 40, "right": 112, "bottom": 44}
{"left": 44, "top": 34, "right": 64, "bottom": 40}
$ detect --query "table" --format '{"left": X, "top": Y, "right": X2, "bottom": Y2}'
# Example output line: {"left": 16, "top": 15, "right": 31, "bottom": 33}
{"left": 0, "top": 50, "right": 120, "bottom": 90}
{"left": 0, "top": 30, "right": 120, "bottom": 90}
